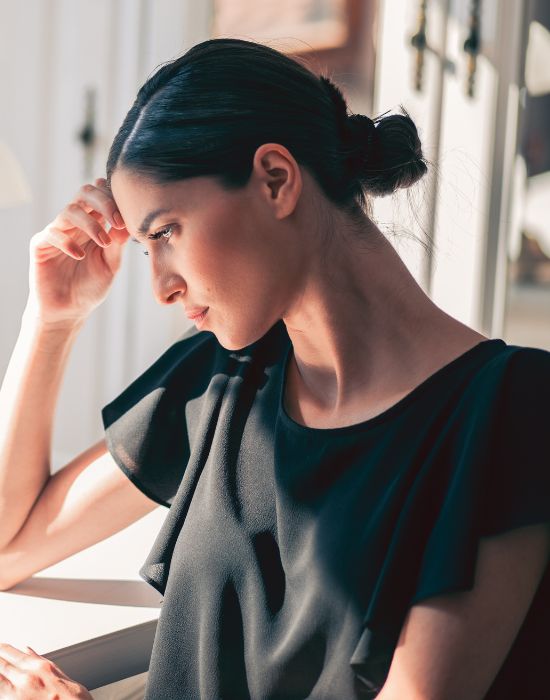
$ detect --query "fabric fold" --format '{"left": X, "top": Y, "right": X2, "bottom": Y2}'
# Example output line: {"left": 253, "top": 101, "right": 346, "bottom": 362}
{"left": 99, "top": 320, "right": 550, "bottom": 699}
{"left": 347, "top": 345, "right": 550, "bottom": 696}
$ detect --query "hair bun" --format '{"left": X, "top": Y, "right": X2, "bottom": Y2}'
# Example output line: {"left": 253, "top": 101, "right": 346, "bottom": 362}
{"left": 344, "top": 114, "right": 379, "bottom": 176}
{"left": 318, "top": 74, "right": 427, "bottom": 198}
{"left": 356, "top": 107, "right": 428, "bottom": 197}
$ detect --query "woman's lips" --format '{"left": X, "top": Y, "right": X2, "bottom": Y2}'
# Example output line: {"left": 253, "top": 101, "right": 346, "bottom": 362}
{"left": 186, "top": 307, "right": 208, "bottom": 320}
{"left": 187, "top": 308, "right": 209, "bottom": 328}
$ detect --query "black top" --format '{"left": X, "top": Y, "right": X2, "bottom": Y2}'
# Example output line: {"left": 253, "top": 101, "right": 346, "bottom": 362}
{"left": 101, "top": 319, "right": 550, "bottom": 699}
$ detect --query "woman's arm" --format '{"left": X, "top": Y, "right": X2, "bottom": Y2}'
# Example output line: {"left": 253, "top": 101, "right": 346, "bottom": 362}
{"left": 377, "top": 522, "right": 550, "bottom": 700}
{"left": 0, "top": 178, "right": 127, "bottom": 552}
{"left": 0, "top": 311, "right": 84, "bottom": 551}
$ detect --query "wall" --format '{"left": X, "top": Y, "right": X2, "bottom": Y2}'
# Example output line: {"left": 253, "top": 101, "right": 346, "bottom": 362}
{"left": 0, "top": 0, "right": 213, "bottom": 471}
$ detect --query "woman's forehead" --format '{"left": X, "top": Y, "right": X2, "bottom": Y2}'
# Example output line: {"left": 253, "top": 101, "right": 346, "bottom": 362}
{"left": 109, "top": 170, "right": 238, "bottom": 235}
{"left": 109, "top": 172, "right": 180, "bottom": 236}
{"left": 110, "top": 169, "right": 220, "bottom": 202}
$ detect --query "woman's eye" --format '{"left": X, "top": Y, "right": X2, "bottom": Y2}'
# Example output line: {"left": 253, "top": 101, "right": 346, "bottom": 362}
{"left": 148, "top": 225, "right": 174, "bottom": 241}
{"left": 142, "top": 225, "right": 174, "bottom": 256}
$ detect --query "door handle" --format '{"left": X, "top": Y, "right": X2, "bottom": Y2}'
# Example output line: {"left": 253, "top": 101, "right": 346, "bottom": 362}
{"left": 76, "top": 87, "right": 97, "bottom": 180}
{"left": 409, "top": 0, "right": 429, "bottom": 92}
{"left": 463, "top": 0, "right": 482, "bottom": 98}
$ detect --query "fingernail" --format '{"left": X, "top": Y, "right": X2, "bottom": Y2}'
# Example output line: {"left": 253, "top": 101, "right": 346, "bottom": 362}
{"left": 113, "top": 211, "right": 124, "bottom": 227}
{"left": 100, "top": 233, "right": 111, "bottom": 246}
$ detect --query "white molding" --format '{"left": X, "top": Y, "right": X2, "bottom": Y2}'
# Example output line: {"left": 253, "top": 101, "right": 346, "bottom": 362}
{"left": 480, "top": 0, "right": 530, "bottom": 338}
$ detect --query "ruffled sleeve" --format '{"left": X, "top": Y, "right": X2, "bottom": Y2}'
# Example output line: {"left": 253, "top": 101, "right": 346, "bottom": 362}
{"left": 350, "top": 345, "right": 550, "bottom": 697}
{"left": 101, "top": 326, "right": 225, "bottom": 508}
{"left": 413, "top": 345, "right": 550, "bottom": 602}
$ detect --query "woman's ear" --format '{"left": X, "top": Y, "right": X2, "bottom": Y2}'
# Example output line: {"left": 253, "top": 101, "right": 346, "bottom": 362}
{"left": 251, "top": 143, "right": 302, "bottom": 220}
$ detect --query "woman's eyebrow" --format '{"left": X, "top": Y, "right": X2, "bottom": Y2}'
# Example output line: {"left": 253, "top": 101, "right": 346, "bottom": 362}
{"left": 137, "top": 208, "right": 174, "bottom": 235}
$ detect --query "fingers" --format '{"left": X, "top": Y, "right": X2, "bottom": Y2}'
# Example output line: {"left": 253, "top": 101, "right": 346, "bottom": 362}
{"left": 0, "top": 642, "right": 68, "bottom": 675}
{"left": 99, "top": 227, "right": 129, "bottom": 274}
{"left": 0, "top": 643, "right": 30, "bottom": 664}
{"left": 58, "top": 204, "right": 113, "bottom": 248}
{"left": 30, "top": 221, "right": 88, "bottom": 262}
{"left": 34, "top": 177, "right": 128, "bottom": 262}
{"left": 0, "top": 643, "right": 74, "bottom": 691}
{"left": 33, "top": 226, "right": 87, "bottom": 260}
{"left": 94, "top": 178, "right": 126, "bottom": 228}
{"left": 50, "top": 178, "right": 126, "bottom": 244}
{"left": 75, "top": 180, "right": 125, "bottom": 229}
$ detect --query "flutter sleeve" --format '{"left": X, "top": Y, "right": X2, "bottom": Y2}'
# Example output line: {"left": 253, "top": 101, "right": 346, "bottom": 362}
{"left": 101, "top": 326, "right": 225, "bottom": 508}
{"left": 412, "top": 345, "right": 550, "bottom": 603}
{"left": 350, "top": 345, "right": 550, "bottom": 697}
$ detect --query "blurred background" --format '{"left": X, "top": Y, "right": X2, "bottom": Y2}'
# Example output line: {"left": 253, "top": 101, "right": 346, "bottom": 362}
{"left": 0, "top": 0, "right": 548, "bottom": 471}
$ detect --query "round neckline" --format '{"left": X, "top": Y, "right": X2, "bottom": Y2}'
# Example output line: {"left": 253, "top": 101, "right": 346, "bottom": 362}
{"left": 277, "top": 338, "right": 507, "bottom": 435}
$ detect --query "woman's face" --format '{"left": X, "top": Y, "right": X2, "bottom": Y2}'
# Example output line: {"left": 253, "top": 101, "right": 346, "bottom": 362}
{"left": 110, "top": 161, "right": 304, "bottom": 350}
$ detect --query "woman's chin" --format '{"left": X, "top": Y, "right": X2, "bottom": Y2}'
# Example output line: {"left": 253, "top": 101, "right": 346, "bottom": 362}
{"left": 210, "top": 316, "right": 282, "bottom": 352}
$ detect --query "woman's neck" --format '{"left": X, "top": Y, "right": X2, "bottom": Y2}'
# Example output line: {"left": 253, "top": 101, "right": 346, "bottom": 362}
{"left": 281, "top": 215, "right": 486, "bottom": 420}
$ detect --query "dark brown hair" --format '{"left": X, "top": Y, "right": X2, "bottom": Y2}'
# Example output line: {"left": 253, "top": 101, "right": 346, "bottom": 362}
{"left": 106, "top": 37, "right": 428, "bottom": 217}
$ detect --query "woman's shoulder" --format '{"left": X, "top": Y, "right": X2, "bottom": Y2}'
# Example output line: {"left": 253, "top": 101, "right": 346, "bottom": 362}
{"left": 470, "top": 339, "right": 550, "bottom": 395}
{"left": 440, "top": 339, "right": 550, "bottom": 425}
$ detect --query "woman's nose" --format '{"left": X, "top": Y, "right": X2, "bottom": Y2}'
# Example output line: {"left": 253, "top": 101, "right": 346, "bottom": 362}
{"left": 151, "top": 268, "right": 186, "bottom": 306}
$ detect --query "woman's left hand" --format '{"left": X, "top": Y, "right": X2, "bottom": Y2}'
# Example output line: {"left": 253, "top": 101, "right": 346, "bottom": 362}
{"left": 0, "top": 644, "right": 92, "bottom": 698}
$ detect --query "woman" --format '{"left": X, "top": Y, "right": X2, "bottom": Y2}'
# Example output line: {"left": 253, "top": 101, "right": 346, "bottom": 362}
{"left": 1, "top": 38, "right": 549, "bottom": 700}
